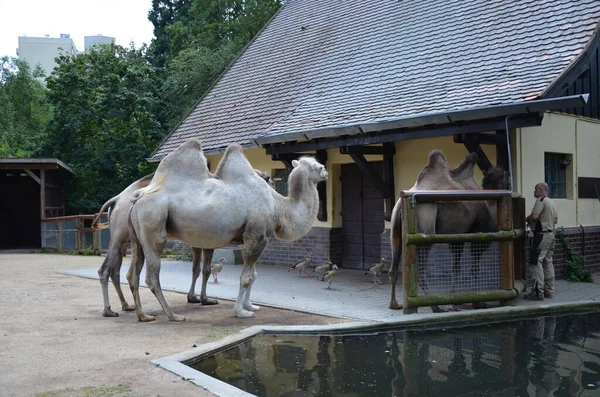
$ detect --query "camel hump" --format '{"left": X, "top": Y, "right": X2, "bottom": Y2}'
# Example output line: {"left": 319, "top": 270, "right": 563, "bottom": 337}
{"left": 214, "top": 143, "right": 256, "bottom": 181}
{"left": 416, "top": 150, "right": 451, "bottom": 186}
{"left": 154, "top": 138, "right": 209, "bottom": 182}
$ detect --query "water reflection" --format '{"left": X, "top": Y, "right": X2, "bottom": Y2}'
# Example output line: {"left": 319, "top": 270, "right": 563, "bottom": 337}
{"left": 190, "top": 312, "right": 600, "bottom": 397}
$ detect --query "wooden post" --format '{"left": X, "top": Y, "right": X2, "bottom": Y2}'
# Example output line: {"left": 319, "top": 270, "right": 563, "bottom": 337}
{"left": 39, "top": 169, "right": 46, "bottom": 219}
{"left": 402, "top": 202, "right": 418, "bottom": 314}
{"left": 498, "top": 196, "right": 514, "bottom": 305}
{"left": 56, "top": 220, "right": 62, "bottom": 252}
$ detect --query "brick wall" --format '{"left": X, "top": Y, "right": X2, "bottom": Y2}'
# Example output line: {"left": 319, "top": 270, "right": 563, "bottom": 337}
{"left": 252, "top": 225, "right": 600, "bottom": 278}
{"left": 525, "top": 226, "right": 600, "bottom": 279}
{"left": 257, "top": 227, "right": 342, "bottom": 266}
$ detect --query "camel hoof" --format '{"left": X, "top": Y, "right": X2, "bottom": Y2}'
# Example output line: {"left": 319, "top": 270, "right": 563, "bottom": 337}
{"left": 102, "top": 308, "right": 119, "bottom": 317}
{"left": 431, "top": 306, "right": 447, "bottom": 313}
{"left": 122, "top": 304, "right": 135, "bottom": 311}
{"left": 170, "top": 314, "right": 186, "bottom": 322}
{"left": 472, "top": 302, "right": 487, "bottom": 309}
{"left": 187, "top": 295, "right": 202, "bottom": 303}
{"left": 389, "top": 301, "right": 403, "bottom": 310}
{"left": 243, "top": 304, "right": 260, "bottom": 312}
{"left": 201, "top": 298, "right": 219, "bottom": 305}
{"left": 236, "top": 309, "right": 255, "bottom": 318}
{"left": 138, "top": 314, "right": 156, "bottom": 322}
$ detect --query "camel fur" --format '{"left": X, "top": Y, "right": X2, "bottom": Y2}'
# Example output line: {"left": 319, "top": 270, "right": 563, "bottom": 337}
{"left": 127, "top": 139, "right": 328, "bottom": 321}
{"left": 388, "top": 150, "right": 509, "bottom": 311}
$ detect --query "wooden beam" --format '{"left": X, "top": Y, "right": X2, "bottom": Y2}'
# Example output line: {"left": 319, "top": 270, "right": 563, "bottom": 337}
{"left": 453, "top": 132, "right": 507, "bottom": 145}
{"left": 316, "top": 150, "right": 327, "bottom": 222}
{"left": 40, "top": 169, "right": 46, "bottom": 219}
{"left": 339, "top": 145, "right": 395, "bottom": 155}
{"left": 462, "top": 140, "right": 493, "bottom": 172}
{"left": 24, "top": 169, "right": 41, "bottom": 184}
{"left": 495, "top": 129, "right": 509, "bottom": 171}
{"left": 348, "top": 152, "right": 389, "bottom": 197}
{"left": 265, "top": 113, "right": 543, "bottom": 155}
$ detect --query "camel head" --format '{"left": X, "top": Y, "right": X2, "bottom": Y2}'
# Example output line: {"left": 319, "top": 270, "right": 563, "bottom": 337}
{"left": 482, "top": 167, "right": 510, "bottom": 190}
{"left": 291, "top": 157, "right": 328, "bottom": 183}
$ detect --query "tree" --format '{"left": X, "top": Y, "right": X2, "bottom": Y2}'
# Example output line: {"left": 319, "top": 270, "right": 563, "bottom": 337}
{"left": 158, "top": 0, "right": 284, "bottom": 128}
{"left": 38, "top": 44, "right": 166, "bottom": 214}
{"left": 147, "top": 0, "right": 194, "bottom": 70}
{"left": 0, "top": 57, "right": 52, "bottom": 157}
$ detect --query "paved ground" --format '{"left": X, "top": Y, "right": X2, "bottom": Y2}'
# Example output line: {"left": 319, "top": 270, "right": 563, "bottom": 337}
{"left": 3, "top": 252, "right": 600, "bottom": 397}
{"left": 64, "top": 259, "right": 600, "bottom": 322}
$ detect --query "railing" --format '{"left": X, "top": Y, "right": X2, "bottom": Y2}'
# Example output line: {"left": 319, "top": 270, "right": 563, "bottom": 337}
{"left": 400, "top": 190, "right": 527, "bottom": 314}
{"left": 40, "top": 213, "right": 110, "bottom": 253}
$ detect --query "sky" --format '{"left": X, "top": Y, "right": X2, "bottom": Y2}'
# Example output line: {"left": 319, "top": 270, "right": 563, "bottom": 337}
{"left": 0, "top": 0, "right": 155, "bottom": 57}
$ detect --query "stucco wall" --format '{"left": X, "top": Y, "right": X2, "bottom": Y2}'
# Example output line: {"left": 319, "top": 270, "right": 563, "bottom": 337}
{"left": 519, "top": 113, "right": 600, "bottom": 228}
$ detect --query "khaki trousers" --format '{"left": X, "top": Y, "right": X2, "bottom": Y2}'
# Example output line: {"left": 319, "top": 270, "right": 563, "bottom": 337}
{"left": 528, "top": 232, "right": 556, "bottom": 297}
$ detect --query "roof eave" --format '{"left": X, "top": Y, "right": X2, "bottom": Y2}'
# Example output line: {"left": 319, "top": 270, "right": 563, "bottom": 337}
{"left": 252, "top": 94, "right": 589, "bottom": 146}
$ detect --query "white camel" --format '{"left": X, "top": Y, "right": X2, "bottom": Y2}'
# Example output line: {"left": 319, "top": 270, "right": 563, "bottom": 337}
{"left": 127, "top": 139, "right": 328, "bottom": 321}
{"left": 92, "top": 169, "right": 273, "bottom": 317}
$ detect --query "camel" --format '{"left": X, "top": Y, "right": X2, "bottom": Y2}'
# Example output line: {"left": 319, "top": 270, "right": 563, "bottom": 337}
{"left": 91, "top": 175, "right": 219, "bottom": 317}
{"left": 388, "top": 150, "right": 509, "bottom": 311}
{"left": 92, "top": 169, "right": 273, "bottom": 317}
{"left": 127, "top": 139, "right": 328, "bottom": 321}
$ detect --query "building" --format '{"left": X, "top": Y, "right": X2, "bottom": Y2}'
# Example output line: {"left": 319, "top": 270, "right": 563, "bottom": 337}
{"left": 84, "top": 35, "right": 114, "bottom": 52}
{"left": 150, "top": 0, "right": 600, "bottom": 275}
{"left": 17, "top": 34, "right": 78, "bottom": 77}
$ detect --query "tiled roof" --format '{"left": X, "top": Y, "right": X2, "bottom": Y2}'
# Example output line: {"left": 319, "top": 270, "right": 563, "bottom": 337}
{"left": 152, "top": 0, "right": 600, "bottom": 158}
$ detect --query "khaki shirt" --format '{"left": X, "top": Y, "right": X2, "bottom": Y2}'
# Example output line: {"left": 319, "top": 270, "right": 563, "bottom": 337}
{"left": 531, "top": 196, "right": 558, "bottom": 232}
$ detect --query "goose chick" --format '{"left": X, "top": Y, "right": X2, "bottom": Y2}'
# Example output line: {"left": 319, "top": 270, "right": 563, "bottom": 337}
{"left": 211, "top": 257, "right": 227, "bottom": 284}
{"left": 313, "top": 260, "right": 333, "bottom": 280}
{"left": 288, "top": 250, "right": 314, "bottom": 278}
{"left": 322, "top": 265, "right": 339, "bottom": 289}
{"left": 365, "top": 258, "right": 387, "bottom": 285}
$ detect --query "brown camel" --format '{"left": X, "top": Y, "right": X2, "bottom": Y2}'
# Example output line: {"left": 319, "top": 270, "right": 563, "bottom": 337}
{"left": 127, "top": 139, "right": 328, "bottom": 321}
{"left": 92, "top": 169, "right": 273, "bottom": 317}
{"left": 388, "top": 150, "right": 509, "bottom": 311}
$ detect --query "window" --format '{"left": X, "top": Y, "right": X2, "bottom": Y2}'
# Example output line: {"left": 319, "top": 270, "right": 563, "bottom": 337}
{"left": 272, "top": 168, "right": 290, "bottom": 195}
{"left": 544, "top": 152, "right": 569, "bottom": 198}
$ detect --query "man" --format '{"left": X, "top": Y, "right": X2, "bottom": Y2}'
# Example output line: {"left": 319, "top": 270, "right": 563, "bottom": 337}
{"left": 524, "top": 182, "right": 558, "bottom": 301}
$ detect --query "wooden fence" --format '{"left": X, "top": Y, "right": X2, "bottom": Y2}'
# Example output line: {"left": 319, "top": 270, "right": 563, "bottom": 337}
{"left": 40, "top": 213, "right": 109, "bottom": 253}
{"left": 400, "top": 190, "right": 527, "bottom": 314}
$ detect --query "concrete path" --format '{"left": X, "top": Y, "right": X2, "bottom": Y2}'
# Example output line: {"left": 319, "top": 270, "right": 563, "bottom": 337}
{"left": 62, "top": 260, "right": 600, "bottom": 323}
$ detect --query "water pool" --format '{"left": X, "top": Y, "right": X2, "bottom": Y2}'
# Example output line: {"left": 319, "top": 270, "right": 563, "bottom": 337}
{"left": 188, "top": 311, "right": 600, "bottom": 396}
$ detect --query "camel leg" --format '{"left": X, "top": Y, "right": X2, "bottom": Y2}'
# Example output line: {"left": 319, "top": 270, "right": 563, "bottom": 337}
{"left": 110, "top": 245, "right": 135, "bottom": 312}
{"left": 388, "top": 205, "right": 403, "bottom": 309}
{"left": 126, "top": 236, "right": 155, "bottom": 322}
{"left": 470, "top": 243, "right": 488, "bottom": 309}
{"left": 98, "top": 243, "right": 123, "bottom": 317}
{"left": 242, "top": 264, "right": 260, "bottom": 312}
{"left": 234, "top": 230, "right": 266, "bottom": 318}
{"left": 449, "top": 243, "right": 464, "bottom": 293}
{"left": 145, "top": 247, "right": 185, "bottom": 322}
{"left": 198, "top": 248, "right": 218, "bottom": 305}
{"left": 187, "top": 247, "right": 204, "bottom": 303}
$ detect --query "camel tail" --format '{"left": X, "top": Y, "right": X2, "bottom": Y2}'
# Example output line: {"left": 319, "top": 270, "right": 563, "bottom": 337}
{"left": 390, "top": 201, "right": 403, "bottom": 275}
{"left": 130, "top": 170, "right": 168, "bottom": 203}
{"left": 91, "top": 194, "right": 120, "bottom": 230}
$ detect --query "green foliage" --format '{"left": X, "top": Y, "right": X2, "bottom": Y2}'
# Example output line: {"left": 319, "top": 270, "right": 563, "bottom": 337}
{"left": 158, "top": 0, "right": 284, "bottom": 128}
{"left": 38, "top": 44, "right": 166, "bottom": 214}
{"left": 0, "top": 57, "right": 53, "bottom": 157}
{"left": 556, "top": 228, "right": 592, "bottom": 282}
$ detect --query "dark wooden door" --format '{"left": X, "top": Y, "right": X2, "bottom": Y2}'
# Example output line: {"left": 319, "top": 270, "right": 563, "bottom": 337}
{"left": 341, "top": 162, "right": 385, "bottom": 269}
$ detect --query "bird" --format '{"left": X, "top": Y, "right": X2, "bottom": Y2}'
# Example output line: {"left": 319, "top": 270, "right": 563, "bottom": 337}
{"left": 288, "top": 249, "right": 314, "bottom": 277}
{"left": 313, "top": 260, "right": 334, "bottom": 280}
{"left": 322, "top": 265, "right": 339, "bottom": 289}
{"left": 210, "top": 257, "right": 227, "bottom": 283}
{"left": 365, "top": 258, "right": 387, "bottom": 285}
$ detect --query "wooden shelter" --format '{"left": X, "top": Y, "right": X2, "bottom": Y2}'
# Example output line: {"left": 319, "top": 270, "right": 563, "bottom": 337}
{"left": 0, "top": 159, "right": 74, "bottom": 249}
